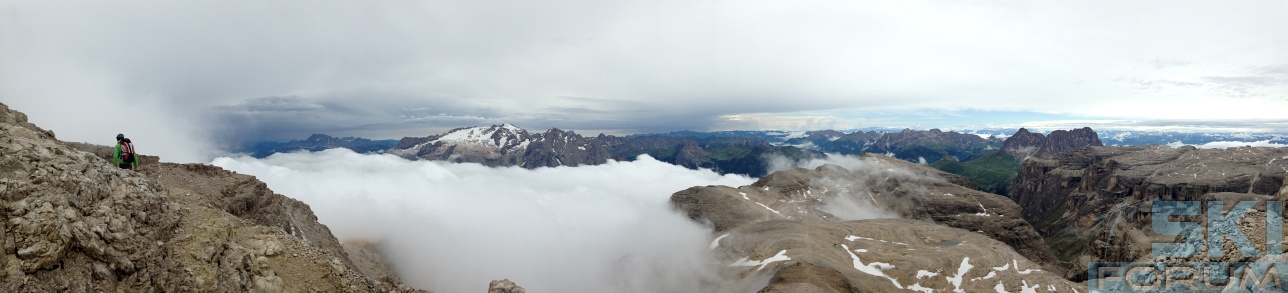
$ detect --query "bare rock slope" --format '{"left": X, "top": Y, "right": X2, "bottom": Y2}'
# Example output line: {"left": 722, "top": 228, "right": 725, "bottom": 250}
{"left": 671, "top": 153, "right": 1078, "bottom": 292}
{"left": 1011, "top": 144, "right": 1288, "bottom": 279}
{"left": 0, "top": 102, "right": 426, "bottom": 292}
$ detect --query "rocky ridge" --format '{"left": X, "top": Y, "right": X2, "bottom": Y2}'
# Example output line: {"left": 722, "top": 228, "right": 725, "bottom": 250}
{"left": 0, "top": 102, "right": 428, "bottom": 292}
{"left": 239, "top": 134, "right": 398, "bottom": 158}
{"left": 1003, "top": 127, "right": 1103, "bottom": 160}
{"left": 670, "top": 153, "right": 1077, "bottom": 292}
{"left": 392, "top": 124, "right": 613, "bottom": 168}
{"left": 389, "top": 124, "right": 1021, "bottom": 177}
{"left": 783, "top": 128, "right": 1003, "bottom": 164}
{"left": 1010, "top": 144, "right": 1288, "bottom": 279}
{"left": 391, "top": 124, "right": 816, "bottom": 176}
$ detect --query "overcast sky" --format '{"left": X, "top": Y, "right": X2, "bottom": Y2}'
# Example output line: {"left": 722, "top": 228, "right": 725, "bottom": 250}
{"left": 3, "top": 1, "right": 1287, "bottom": 161}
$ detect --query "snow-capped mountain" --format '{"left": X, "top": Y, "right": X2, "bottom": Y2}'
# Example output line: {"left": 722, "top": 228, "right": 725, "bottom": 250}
{"left": 389, "top": 124, "right": 823, "bottom": 176}
{"left": 396, "top": 123, "right": 533, "bottom": 152}
{"left": 391, "top": 124, "right": 611, "bottom": 168}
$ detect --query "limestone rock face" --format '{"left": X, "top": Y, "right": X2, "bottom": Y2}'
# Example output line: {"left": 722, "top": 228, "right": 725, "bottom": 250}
{"left": 674, "top": 140, "right": 711, "bottom": 169}
{"left": 145, "top": 162, "right": 353, "bottom": 269}
{"left": 2, "top": 102, "right": 182, "bottom": 291}
{"left": 1003, "top": 127, "right": 1103, "bottom": 160}
{"left": 0, "top": 102, "right": 54, "bottom": 140}
{"left": 343, "top": 241, "right": 404, "bottom": 286}
{"left": 0, "top": 102, "right": 429, "bottom": 292}
{"left": 671, "top": 154, "right": 1077, "bottom": 292}
{"left": 486, "top": 279, "right": 525, "bottom": 293}
{"left": 64, "top": 141, "right": 161, "bottom": 170}
{"left": 1010, "top": 145, "right": 1288, "bottom": 279}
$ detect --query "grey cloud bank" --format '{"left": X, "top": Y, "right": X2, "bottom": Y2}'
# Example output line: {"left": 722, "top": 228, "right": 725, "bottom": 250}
{"left": 3, "top": 1, "right": 1287, "bottom": 162}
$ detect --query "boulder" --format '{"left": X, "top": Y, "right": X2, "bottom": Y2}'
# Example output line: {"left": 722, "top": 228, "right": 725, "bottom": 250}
{"left": 487, "top": 279, "right": 525, "bottom": 293}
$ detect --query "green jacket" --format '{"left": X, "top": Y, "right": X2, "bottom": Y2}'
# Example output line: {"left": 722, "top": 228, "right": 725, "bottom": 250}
{"left": 114, "top": 141, "right": 138, "bottom": 168}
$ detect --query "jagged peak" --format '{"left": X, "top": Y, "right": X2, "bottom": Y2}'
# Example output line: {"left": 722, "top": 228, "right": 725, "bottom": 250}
{"left": 306, "top": 133, "right": 333, "bottom": 141}
{"left": 498, "top": 123, "right": 523, "bottom": 132}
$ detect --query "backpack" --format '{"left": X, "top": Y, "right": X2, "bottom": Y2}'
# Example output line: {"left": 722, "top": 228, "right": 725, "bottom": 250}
{"left": 121, "top": 138, "right": 136, "bottom": 164}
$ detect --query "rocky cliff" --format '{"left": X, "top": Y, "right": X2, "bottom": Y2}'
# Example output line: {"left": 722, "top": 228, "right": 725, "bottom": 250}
{"left": 1010, "top": 145, "right": 1288, "bottom": 279}
{"left": 670, "top": 153, "right": 1076, "bottom": 292}
{"left": 1003, "top": 127, "right": 1103, "bottom": 159}
{"left": 0, "top": 102, "right": 427, "bottom": 292}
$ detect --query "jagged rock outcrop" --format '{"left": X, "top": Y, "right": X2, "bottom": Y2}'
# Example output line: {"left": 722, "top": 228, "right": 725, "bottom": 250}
{"left": 343, "top": 241, "right": 405, "bottom": 288}
{"left": 522, "top": 128, "right": 613, "bottom": 168}
{"left": 1001, "top": 128, "right": 1046, "bottom": 158}
{"left": 65, "top": 142, "right": 161, "bottom": 170}
{"left": 670, "top": 154, "right": 1076, "bottom": 292}
{"left": 0, "top": 102, "right": 428, "bottom": 292}
{"left": 486, "top": 279, "right": 525, "bottom": 293}
{"left": 144, "top": 163, "right": 356, "bottom": 270}
{"left": 673, "top": 140, "right": 712, "bottom": 169}
{"left": 2, "top": 103, "right": 183, "bottom": 291}
{"left": 1003, "top": 127, "right": 1102, "bottom": 159}
{"left": 1010, "top": 145, "right": 1288, "bottom": 279}
{"left": 0, "top": 103, "right": 54, "bottom": 140}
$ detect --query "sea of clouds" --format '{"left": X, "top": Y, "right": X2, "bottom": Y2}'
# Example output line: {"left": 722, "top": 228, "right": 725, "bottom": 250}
{"left": 1167, "top": 140, "right": 1288, "bottom": 149}
{"left": 211, "top": 149, "right": 765, "bottom": 293}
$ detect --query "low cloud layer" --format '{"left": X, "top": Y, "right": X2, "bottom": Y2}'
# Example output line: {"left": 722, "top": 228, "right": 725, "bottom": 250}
{"left": 211, "top": 150, "right": 761, "bottom": 293}
{"left": 766, "top": 154, "right": 935, "bottom": 220}
{"left": 1167, "top": 140, "right": 1288, "bottom": 149}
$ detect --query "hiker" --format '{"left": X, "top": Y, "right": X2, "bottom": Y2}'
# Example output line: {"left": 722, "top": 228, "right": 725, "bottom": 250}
{"left": 114, "top": 134, "right": 138, "bottom": 170}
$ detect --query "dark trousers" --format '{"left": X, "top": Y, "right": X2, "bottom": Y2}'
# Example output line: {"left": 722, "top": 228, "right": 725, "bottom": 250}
{"left": 118, "top": 163, "right": 133, "bottom": 169}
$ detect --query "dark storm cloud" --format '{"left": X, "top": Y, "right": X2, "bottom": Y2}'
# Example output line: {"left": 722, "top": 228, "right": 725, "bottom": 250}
{"left": 211, "top": 94, "right": 512, "bottom": 141}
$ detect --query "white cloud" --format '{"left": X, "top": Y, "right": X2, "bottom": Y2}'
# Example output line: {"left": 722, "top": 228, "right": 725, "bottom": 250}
{"left": 766, "top": 154, "right": 917, "bottom": 220}
{"left": 714, "top": 112, "right": 863, "bottom": 131}
{"left": 1014, "top": 119, "right": 1288, "bottom": 133}
{"left": 1166, "top": 140, "right": 1288, "bottom": 149}
{"left": 210, "top": 149, "right": 763, "bottom": 293}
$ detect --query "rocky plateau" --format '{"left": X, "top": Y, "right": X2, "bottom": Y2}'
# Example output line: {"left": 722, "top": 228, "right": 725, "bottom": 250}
{"left": 1011, "top": 144, "right": 1288, "bottom": 280}
{"left": 672, "top": 153, "right": 1080, "bottom": 292}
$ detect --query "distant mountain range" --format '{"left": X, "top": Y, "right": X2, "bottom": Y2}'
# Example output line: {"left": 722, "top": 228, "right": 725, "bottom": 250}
{"left": 235, "top": 134, "right": 399, "bottom": 158}
{"left": 386, "top": 124, "right": 815, "bottom": 176}
{"left": 232, "top": 125, "right": 1283, "bottom": 185}
{"left": 1095, "top": 130, "right": 1288, "bottom": 146}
